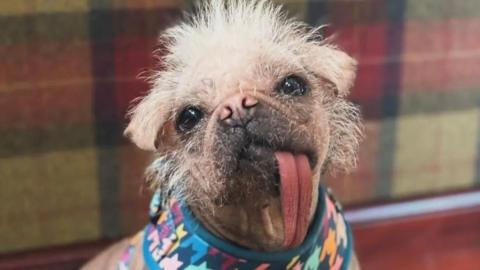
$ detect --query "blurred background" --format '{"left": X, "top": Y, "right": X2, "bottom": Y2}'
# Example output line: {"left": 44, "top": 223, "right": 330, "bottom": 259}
{"left": 1, "top": 0, "right": 479, "bottom": 269}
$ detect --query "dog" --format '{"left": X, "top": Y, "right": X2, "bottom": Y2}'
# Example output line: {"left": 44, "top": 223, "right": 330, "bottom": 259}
{"left": 83, "top": 1, "right": 363, "bottom": 269}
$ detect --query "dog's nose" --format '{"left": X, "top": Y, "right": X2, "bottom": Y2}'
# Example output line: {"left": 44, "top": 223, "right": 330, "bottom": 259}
{"left": 217, "top": 93, "right": 258, "bottom": 127}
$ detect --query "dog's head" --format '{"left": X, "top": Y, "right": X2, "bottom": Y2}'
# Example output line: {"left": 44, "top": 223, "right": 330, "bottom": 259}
{"left": 125, "top": 0, "right": 362, "bottom": 251}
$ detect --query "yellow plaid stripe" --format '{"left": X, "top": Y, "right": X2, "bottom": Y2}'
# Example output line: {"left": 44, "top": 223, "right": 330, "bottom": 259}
{"left": 0, "top": 147, "right": 101, "bottom": 253}
{"left": 392, "top": 109, "right": 478, "bottom": 196}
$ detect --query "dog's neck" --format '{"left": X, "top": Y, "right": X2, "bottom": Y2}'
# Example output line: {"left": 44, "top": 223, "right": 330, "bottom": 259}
{"left": 190, "top": 194, "right": 319, "bottom": 251}
{"left": 141, "top": 186, "right": 352, "bottom": 270}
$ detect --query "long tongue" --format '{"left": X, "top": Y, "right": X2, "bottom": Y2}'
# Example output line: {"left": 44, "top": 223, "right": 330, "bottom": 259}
{"left": 275, "top": 152, "right": 313, "bottom": 248}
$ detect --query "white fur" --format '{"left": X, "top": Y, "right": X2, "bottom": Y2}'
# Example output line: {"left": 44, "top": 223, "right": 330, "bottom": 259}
{"left": 126, "top": 0, "right": 357, "bottom": 149}
{"left": 126, "top": 0, "right": 362, "bottom": 206}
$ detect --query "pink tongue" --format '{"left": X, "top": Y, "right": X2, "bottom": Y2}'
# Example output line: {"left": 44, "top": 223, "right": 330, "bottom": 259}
{"left": 275, "top": 152, "right": 313, "bottom": 248}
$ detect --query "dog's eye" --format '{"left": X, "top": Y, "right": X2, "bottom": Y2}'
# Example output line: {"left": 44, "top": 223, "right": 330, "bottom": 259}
{"left": 177, "top": 106, "right": 203, "bottom": 133}
{"left": 276, "top": 75, "right": 308, "bottom": 96}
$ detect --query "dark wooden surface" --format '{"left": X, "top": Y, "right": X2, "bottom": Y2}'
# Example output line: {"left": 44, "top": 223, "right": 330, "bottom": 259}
{"left": 353, "top": 206, "right": 480, "bottom": 270}
{"left": 1, "top": 193, "right": 480, "bottom": 270}
{"left": 0, "top": 240, "right": 115, "bottom": 270}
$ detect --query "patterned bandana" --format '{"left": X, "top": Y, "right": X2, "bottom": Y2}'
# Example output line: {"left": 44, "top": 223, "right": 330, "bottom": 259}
{"left": 118, "top": 186, "right": 353, "bottom": 270}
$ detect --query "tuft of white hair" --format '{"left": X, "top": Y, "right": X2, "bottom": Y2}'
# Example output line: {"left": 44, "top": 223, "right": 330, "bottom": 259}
{"left": 160, "top": 0, "right": 320, "bottom": 68}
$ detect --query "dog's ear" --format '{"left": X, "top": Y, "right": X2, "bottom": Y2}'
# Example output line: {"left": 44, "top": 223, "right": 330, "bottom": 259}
{"left": 124, "top": 89, "right": 175, "bottom": 151}
{"left": 304, "top": 44, "right": 357, "bottom": 97}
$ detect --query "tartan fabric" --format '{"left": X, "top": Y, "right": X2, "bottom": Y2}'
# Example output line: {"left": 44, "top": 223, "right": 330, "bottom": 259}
{"left": 0, "top": 0, "right": 479, "bottom": 254}
{"left": 0, "top": 0, "right": 186, "bottom": 254}
{"left": 319, "top": 0, "right": 480, "bottom": 203}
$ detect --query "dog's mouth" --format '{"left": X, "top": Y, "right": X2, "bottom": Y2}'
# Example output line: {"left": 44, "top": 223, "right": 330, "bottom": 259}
{"left": 244, "top": 135, "right": 318, "bottom": 169}
{"left": 238, "top": 138, "right": 317, "bottom": 248}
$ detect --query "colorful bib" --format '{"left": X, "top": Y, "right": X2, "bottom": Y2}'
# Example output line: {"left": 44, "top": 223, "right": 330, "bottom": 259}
{"left": 118, "top": 186, "right": 353, "bottom": 270}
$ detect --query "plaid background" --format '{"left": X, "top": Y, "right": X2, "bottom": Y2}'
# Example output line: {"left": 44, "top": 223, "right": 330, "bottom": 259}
{"left": 0, "top": 0, "right": 479, "bottom": 254}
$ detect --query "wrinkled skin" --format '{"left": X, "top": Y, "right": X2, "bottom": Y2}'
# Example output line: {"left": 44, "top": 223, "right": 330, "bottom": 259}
{"left": 169, "top": 87, "right": 330, "bottom": 250}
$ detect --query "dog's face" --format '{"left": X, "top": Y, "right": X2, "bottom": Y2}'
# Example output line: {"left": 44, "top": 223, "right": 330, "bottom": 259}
{"left": 125, "top": 1, "right": 362, "bottom": 251}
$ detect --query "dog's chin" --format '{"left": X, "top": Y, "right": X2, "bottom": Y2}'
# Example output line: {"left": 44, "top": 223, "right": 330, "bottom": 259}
{"left": 191, "top": 144, "right": 318, "bottom": 251}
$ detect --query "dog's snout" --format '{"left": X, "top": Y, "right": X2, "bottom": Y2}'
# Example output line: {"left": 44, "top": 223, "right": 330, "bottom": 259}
{"left": 217, "top": 93, "right": 258, "bottom": 127}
